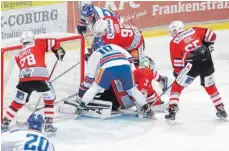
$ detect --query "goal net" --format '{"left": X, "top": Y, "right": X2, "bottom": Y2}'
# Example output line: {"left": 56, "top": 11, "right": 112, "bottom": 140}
{"left": 1, "top": 33, "right": 85, "bottom": 122}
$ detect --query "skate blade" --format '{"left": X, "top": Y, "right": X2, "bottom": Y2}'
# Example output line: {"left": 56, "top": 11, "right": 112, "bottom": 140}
{"left": 45, "top": 131, "right": 56, "bottom": 137}
{"left": 218, "top": 117, "right": 229, "bottom": 122}
{"left": 166, "top": 119, "right": 176, "bottom": 125}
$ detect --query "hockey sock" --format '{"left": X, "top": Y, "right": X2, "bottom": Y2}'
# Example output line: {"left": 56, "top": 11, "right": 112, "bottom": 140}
{"left": 147, "top": 91, "right": 161, "bottom": 105}
{"left": 44, "top": 100, "right": 54, "bottom": 123}
{"left": 169, "top": 82, "right": 184, "bottom": 105}
{"left": 204, "top": 85, "right": 223, "bottom": 110}
{"left": 5, "top": 100, "right": 24, "bottom": 122}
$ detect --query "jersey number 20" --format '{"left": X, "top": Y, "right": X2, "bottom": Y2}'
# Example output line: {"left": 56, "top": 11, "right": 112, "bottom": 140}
{"left": 24, "top": 134, "right": 49, "bottom": 151}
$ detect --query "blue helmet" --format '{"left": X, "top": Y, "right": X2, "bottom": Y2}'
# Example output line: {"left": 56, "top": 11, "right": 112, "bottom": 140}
{"left": 27, "top": 113, "right": 44, "bottom": 131}
{"left": 81, "top": 4, "right": 95, "bottom": 17}
{"left": 92, "top": 37, "right": 106, "bottom": 50}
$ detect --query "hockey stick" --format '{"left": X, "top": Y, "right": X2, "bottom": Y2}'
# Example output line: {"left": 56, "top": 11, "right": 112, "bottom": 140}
{"left": 16, "top": 93, "right": 78, "bottom": 126}
{"left": 82, "top": 32, "right": 90, "bottom": 46}
{"left": 24, "top": 60, "right": 59, "bottom": 111}
{"left": 17, "top": 60, "right": 59, "bottom": 126}
{"left": 24, "top": 61, "right": 80, "bottom": 110}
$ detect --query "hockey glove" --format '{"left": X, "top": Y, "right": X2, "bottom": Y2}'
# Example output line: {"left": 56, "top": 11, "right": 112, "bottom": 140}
{"left": 77, "top": 25, "right": 87, "bottom": 35}
{"left": 85, "top": 48, "right": 93, "bottom": 62}
{"left": 52, "top": 47, "right": 66, "bottom": 61}
{"left": 203, "top": 42, "right": 214, "bottom": 52}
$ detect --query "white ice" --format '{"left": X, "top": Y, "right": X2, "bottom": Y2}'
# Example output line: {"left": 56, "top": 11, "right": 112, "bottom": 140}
{"left": 4, "top": 30, "right": 229, "bottom": 151}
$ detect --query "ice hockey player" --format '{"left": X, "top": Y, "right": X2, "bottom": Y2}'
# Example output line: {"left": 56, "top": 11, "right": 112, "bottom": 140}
{"left": 165, "top": 21, "right": 228, "bottom": 122}
{"left": 135, "top": 56, "right": 164, "bottom": 106}
{"left": 92, "top": 17, "right": 169, "bottom": 92}
{"left": 1, "top": 113, "right": 55, "bottom": 151}
{"left": 76, "top": 3, "right": 122, "bottom": 35}
{"left": 89, "top": 56, "right": 165, "bottom": 112}
{"left": 77, "top": 37, "right": 153, "bottom": 118}
{"left": 1, "top": 31, "right": 65, "bottom": 133}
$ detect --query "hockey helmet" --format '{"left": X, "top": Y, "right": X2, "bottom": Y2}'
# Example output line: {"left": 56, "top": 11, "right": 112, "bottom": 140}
{"left": 168, "top": 21, "right": 184, "bottom": 37}
{"left": 92, "top": 37, "right": 106, "bottom": 51}
{"left": 139, "top": 56, "right": 155, "bottom": 70}
{"left": 81, "top": 4, "right": 95, "bottom": 17}
{"left": 20, "top": 31, "right": 34, "bottom": 44}
{"left": 93, "top": 19, "right": 108, "bottom": 37}
{"left": 27, "top": 113, "right": 44, "bottom": 131}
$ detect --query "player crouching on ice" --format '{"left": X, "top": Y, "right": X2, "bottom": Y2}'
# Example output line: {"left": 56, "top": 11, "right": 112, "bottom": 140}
{"left": 76, "top": 38, "right": 154, "bottom": 118}
{"left": 2, "top": 114, "right": 55, "bottom": 151}
{"left": 165, "top": 21, "right": 228, "bottom": 123}
{"left": 92, "top": 18, "right": 169, "bottom": 93}
{"left": 1, "top": 31, "right": 66, "bottom": 133}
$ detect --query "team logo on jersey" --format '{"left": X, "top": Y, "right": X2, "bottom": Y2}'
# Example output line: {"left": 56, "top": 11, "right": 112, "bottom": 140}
{"left": 106, "top": 19, "right": 115, "bottom": 39}
{"left": 22, "top": 68, "right": 33, "bottom": 78}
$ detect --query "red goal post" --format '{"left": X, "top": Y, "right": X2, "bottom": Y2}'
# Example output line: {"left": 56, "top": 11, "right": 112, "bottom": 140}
{"left": 1, "top": 34, "right": 85, "bottom": 121}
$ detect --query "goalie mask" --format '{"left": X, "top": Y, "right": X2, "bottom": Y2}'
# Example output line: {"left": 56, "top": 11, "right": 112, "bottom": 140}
{"left": 168, "top": 21, "right": 184, "bottom": 37}
{"left": 139, "top": 56, "right": 155, "bottom": 70}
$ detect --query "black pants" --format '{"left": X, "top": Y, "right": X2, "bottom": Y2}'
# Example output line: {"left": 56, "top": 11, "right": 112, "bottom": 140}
{"left": 16, "top": 81, "right": 51, "bottom": 103}
{"left": 186, "top": 45, "right": 215, "bottom": 86}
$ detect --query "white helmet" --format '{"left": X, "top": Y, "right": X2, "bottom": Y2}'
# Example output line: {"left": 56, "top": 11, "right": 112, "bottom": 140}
{"left": 93, "top": 19, "right": 108, "bottom": 37}
{"left": 168, "top": 21, "right": 184, "bottom": 37}
{"left": 20, "top": 31, "right": 34, "bottom": 44}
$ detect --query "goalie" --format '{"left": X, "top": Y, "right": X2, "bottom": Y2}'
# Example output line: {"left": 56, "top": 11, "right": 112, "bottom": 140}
{"left": 77, "top": 38, "right": 154, "bottom": 118}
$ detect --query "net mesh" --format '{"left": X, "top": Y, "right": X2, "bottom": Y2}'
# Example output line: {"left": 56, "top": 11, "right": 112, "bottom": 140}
{"left": 1, "top": 33, "right": 85, "bottom": 121}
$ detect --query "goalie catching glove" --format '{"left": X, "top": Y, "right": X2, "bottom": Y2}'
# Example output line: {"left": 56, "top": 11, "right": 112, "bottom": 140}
{"left": 52, "top": 46, "right": 66, "bottom": 61}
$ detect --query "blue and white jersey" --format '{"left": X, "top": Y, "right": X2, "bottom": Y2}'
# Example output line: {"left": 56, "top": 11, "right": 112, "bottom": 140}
{"left": 85, "top": 44, "right": 133, "bottom": 79}
{"left": 1, "top": 129, "right": 55, "bottom": 151}
{"left": 78, "top": 5, "right": 123, "bottom": 32}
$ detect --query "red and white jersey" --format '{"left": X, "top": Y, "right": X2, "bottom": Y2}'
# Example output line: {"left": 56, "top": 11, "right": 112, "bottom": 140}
{"left": 15, "top": 38, "right": 60, "bottom": 82}
{"left": 133, "top": 67, "right": 162, "bottom": 104}
{"left": 170, "top": 27, "right": 216, "bottom": 74}
{"left": 134, "top": 67, "right": 155, "bottom": 94}
{"left": 101, "top": 16, "right": 144, "bottom": 51}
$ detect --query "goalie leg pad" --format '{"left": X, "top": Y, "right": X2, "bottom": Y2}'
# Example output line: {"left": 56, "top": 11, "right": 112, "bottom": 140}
{"left": 127, "top": 87, "right": 147, "bottom": 106}
{"left": 84, "top": 100, "right": 112, "bottom": 119}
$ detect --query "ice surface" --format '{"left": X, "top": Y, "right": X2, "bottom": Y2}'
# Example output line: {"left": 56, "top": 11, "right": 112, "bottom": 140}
{"left": 3, "top": 30, "right": 229, "bottom": 151}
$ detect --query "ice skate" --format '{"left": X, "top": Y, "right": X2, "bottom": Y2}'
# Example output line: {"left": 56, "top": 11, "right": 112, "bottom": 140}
{"left": 44, "top": 118, "right": 57, "bottom": 136}
{"left": 137, "top": 104, "right": 154, "bottom": 118}
{"left": 1, "top": 117, "right": 10, "bottom": 133}
{"left": 75, "top": 101, "right": 87, "bottom": 116}
{"left": 165, "top": 104, "right": 178, "bottom": 125}
{"left": 216, "top": 104, "right": 228, "bottom": 121}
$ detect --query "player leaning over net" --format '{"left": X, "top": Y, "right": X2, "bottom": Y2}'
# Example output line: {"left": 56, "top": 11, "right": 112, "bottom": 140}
{"left": 76, "top": 3, "right": 123, "bottom": 35}
{"left": 165, "top": 21, "right": 228, "bottom": 123}
{"left": 77, "top": 38, "right": 154, "bottom": 118}
{"left": 1, "top": 31, "right": 66, "bottom": 133}
{"left": 2, "top": 114, "right": 55, "bottom": 151}
{"left": 92, "top": 17, "right": 169, "bottom": 93}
